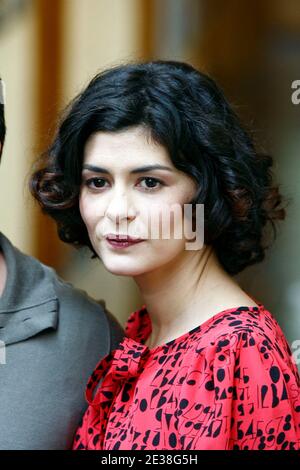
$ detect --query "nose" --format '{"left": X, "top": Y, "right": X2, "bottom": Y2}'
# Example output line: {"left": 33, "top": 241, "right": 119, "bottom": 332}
{"left": 104, "top": 189, "right": 136, "bottom": 224}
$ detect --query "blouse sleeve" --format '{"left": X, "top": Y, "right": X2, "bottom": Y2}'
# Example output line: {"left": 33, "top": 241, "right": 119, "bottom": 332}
{"left": 208, "top": 330, "right": 300, "bottom": 450}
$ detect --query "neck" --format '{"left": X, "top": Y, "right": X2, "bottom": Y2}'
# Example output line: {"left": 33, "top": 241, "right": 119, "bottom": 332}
{"left": 133, "top": 246, "right": 255, "bottom": 348}
{"left": 0, "top": 250, "right": 7, "bottom": 297}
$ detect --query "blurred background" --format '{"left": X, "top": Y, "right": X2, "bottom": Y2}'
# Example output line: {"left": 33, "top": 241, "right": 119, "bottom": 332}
{"left": 0, "top": 0, "right": 299, "bottom": 354}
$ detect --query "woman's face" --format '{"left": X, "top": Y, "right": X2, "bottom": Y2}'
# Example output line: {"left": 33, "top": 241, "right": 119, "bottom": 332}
{"left": 79, "top": 126, "right": 198, "bottom": 276}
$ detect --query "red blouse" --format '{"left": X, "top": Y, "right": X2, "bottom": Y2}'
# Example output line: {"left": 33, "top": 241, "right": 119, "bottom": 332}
{"left": 73, "top": 302, "right": 300, "bottom": 450}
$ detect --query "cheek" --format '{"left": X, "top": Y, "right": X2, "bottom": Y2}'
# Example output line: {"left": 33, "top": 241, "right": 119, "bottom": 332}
{"left": 79, "top": 195, "right": 87, "bottom": 223}
{"left": 145, "top": 202, "right": 186, "bottom": 240}
{"left": 79, "top": 195, "right": 97, "bottom": 230}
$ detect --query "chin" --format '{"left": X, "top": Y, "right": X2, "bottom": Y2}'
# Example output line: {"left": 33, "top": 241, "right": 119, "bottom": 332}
{"left": 101, "top": 260, "right": 148, "bottom": 277}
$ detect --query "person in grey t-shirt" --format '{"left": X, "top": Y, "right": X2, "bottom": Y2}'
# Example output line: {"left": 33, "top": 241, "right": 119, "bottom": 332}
{"left": 0, "top": 79, "right": 124, "bottom": 450}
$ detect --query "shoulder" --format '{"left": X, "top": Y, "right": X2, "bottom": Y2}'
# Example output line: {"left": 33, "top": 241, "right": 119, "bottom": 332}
{"left": 193, "top": 304, "right": 289, "bottom": 349}
{"left": 206, "top": 308, "right": 300, "bottom": 450}
{"left": 190, "top": 305, "right": 298, "bottom": 381}
{"left": 53, "top": 274, "right": 124, "bottom": 345}
{"left": 19, "top": 243, "right": 125, "bottom": 346}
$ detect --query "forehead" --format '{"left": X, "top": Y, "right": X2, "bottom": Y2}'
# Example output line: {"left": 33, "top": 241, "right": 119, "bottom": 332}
{"left": 83, "top": 126, "right": 172, "bottom": 169}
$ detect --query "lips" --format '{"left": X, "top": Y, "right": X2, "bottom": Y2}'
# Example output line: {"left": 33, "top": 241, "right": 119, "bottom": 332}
{"left": 105, "top": 234, "right": 144, "bottom": 242}
{"left": 105, "top": 234, "right": 145, "bottom": 249}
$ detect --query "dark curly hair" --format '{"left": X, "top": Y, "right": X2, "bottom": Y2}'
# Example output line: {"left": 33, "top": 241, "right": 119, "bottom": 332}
{"left": 29, "top": 60, "right": 287, "bottom": 275}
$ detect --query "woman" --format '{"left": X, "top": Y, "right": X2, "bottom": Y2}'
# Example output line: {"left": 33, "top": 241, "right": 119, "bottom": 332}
{"left": 30, "top": 60, "right": 300, "bottom": 450}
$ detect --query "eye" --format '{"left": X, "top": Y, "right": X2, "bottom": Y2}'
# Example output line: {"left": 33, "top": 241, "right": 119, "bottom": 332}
{"left": 83, "top": 177, "right": 109, "bottom": 190}
{"left": 137, "top": 177, "right": 164, "bottom": 191}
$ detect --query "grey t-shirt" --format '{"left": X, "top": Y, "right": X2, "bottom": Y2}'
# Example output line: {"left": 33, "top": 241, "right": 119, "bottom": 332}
{"left": 0, "top": 232, "right": 124, "bottom": 449}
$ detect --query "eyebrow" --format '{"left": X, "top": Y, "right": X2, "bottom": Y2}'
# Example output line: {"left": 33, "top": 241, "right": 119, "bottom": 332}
{"left": 82, "top": 164, "right": 174, "bottom": 174}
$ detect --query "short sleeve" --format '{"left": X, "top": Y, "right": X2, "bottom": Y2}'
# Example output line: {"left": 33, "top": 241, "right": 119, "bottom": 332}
{"left": 210, "top": 330, "right": 300, "bottom": 450}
